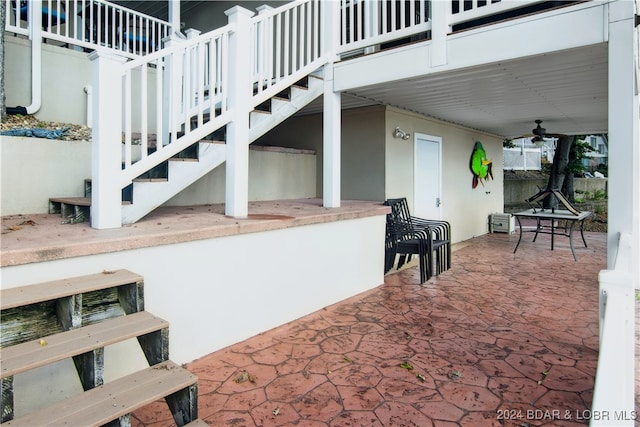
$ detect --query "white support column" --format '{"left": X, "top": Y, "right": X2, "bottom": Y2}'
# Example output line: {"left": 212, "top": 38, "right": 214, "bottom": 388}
{"left": 224, "top": 6, "right": 254, "bottom": 218}
{"left": 168, "top": 0, "right": 181, "bottom": 34}
{"left": 606, "top": 0, "right": 639, "bottom": 282}
{"left": 89, "top": 51, "right": 127, "bottom": 229}
{"left": 323, "top": 66, "right": 341, "bottom": 208}
{"left": 322, "top": 1, "right": 341, "bottom": 208}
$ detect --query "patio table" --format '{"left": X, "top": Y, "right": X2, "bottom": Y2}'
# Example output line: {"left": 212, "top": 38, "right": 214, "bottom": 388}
{"left": 513, "top": 208, "right": 592, "bottom": 261}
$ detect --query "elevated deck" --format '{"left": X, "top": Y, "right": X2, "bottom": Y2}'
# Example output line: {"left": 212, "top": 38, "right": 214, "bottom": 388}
{"left": 1, "top": 199, "right": 389, "bottom": 268}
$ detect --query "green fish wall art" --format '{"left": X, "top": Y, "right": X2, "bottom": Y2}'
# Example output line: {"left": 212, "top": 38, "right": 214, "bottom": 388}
{"left": 469, "top": 141, "right": 493, "bottom": 189}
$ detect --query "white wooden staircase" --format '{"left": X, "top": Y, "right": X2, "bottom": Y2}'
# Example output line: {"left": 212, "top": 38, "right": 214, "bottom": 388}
{"left": 48, "top": 73, "right": 324, "bottom": 225}
{"left": 0, "top": 270, "right": 206, "bottom": 426}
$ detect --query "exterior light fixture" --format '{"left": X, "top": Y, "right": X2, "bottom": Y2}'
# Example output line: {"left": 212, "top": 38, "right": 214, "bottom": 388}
{"left": 531, "top": 120, "right": 546, "bottom": 147}
{"left": 531, "top": 136, "right": 545, "bottom": 147}
{"left": 393, "top": 127, "right": 410, "bottom": 140}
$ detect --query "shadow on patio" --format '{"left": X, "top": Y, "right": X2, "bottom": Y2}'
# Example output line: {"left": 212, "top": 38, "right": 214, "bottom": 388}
{"left": 132, "top": 230, "right": 608, "bottom": 427}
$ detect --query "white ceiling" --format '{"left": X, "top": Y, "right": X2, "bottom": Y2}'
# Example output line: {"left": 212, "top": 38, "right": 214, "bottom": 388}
{"left": 302, "top": 43, "right": 609, "bottom": 139}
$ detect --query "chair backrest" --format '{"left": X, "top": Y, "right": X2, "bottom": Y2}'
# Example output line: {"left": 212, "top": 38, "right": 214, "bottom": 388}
{"left": 384, "top": 198, "right": 415, "bottom": 240}
{"left": 526, "top": 189, "right": 580, "bottom": 215}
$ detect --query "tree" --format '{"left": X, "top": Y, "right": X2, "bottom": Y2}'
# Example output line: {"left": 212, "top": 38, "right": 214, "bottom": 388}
{"left": 544, "top": 135, "right": 593, "bottom": 208}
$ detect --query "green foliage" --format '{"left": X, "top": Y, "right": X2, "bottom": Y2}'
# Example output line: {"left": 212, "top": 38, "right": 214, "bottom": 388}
{"left": 502, "top": 138, "right": 516, "bottom": 149}
{"left": 567, "top": 137, "right": 594, "bottom": 176}
{"left": 592, "top": 189, "right": 606, "bottom": 200}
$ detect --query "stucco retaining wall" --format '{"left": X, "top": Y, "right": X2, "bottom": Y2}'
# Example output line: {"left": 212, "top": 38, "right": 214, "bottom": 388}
{"left": 505, "top": 177, "right": 608, "bottom": 207}
{"left": 1, "top": 136, "right": 316, "bottom": 216}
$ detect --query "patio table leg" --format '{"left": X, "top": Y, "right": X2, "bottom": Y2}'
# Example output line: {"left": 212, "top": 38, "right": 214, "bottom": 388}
{"left": 513, "top": 216, "right": 523, "bottom": 254}
{"left": 579, "top": 219, "right": 588, "bottom": 247}
{"left": 568, "top": 220, "right": 578, "bottom": 261}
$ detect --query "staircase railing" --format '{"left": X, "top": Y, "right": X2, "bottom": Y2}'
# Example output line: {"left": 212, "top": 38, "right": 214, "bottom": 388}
{"left": 116, "top": 0, "right": 327, "bottom": 189}
{"left": 91, "top": 0, "right": 327, "bottom": 228}
{"left": 118, "top": 27, "right": 232, "bottom": 184}
{"left": 251, "top": 0, "right": 324, "bottom": 108}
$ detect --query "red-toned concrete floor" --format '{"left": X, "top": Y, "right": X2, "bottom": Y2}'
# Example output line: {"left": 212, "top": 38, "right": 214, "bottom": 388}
{"left": 131, "top": 230, "right": 623, "bottom": 427}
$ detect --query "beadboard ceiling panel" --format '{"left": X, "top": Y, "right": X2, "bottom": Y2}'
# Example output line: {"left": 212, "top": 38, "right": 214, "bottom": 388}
{"left": 303, "top": 43, "right": 608, "bottom": 138}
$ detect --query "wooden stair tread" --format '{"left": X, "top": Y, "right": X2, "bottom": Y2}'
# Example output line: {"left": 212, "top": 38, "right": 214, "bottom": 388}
{"left": 48, "top": 196, "right": 91, "bottom": 206}
{"left": 1, "top": 311, "right": 168, "bottom": 379}
{"left": 4, "top": 360, "right": 197, "bottom": 426}
{"left": 0, "top": 269, "right": 143, "bottom": 310}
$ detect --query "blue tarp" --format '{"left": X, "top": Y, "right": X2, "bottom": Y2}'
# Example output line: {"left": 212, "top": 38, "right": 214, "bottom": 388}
{"left": 1, "top": 128, "right": 69, "bottom": 139}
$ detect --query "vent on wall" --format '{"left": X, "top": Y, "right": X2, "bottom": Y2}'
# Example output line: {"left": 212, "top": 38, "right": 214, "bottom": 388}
{"left": 489, "top": 213, "right": 515, "bottom": 233}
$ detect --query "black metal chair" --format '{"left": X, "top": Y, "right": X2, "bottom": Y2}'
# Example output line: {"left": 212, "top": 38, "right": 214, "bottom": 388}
{"left": 385, "top": 209, "right": 432, "bottom": 283}
{"left": 385, "top": 198, "right": 452, "bottom": 278}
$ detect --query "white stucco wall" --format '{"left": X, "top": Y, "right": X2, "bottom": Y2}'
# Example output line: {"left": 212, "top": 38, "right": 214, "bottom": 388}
{"left": 167, "top": 148, "right": 317, "bottom": 205}
{"left": 258, "top": 105, "right": 504, "bottom": 243}
{"left": 0, "top": 137, "right": 92, "bottom": 215}
{"left": 5, "top": 36, "right": 158, "bottom": 130}
{"left": 384, "top": 107, "right": 504, "bottom": 243}
{"left": 6, "top": 37, "right": 91, "bottom": 125}
{"left": 0, "top": 137, "right": 316, "bottom": 216}
{"left": 0, "top": 214, "right": 386, "bottom": 416}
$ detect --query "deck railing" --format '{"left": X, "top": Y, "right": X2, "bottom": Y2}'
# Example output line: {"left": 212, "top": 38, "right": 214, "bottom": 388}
{"left": 592, "top": 233, "right": 636, "bottom": 426}
{"left": 4, "top": 0, "right": 171, "bottom": 57}
{"left": 337, "top": 0, "right": 547, "bottom": 55}
{"left": 337, "top": 0, "right": 431, "bottom": 55}
{"left": 448, "top": 0, "right": 547, "bottom": 26}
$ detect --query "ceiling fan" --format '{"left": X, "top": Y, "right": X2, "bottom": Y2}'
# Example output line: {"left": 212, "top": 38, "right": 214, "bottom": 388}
{"left": 511, "top": 119, "right": 565, "bottom": 145}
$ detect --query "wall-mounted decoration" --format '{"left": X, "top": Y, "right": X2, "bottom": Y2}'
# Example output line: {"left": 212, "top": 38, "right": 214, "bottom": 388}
{"left": 469, "top": 141, "right": 493, "bottom": 189}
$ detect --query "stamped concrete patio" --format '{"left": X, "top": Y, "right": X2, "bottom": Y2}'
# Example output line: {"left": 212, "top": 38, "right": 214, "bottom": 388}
{"left": 131, "top": 229, "right": 614, "bottom": 427}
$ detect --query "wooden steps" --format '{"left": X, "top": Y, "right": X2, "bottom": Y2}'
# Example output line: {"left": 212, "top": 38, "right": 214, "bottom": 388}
{"left": 0, "top": 269, "right": 143, "bottom": 311}
{"left": 0, "top": 270, "right": 206, "bottom": 426}
{"left": 3, "top": 361, "right": 198, "bottom": 427}
{"left": 49, "top": 196, "right": 90, "bottom": 224}
{"left": 0, "top": 311, "right": 169, "bottom": 379}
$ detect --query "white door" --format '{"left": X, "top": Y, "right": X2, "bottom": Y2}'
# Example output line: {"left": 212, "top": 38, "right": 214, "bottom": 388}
{"left": 414, "top": 133, "right": 442, "bottom": 219}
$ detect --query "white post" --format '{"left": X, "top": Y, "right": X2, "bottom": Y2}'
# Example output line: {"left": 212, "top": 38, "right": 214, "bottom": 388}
{"left": 430, "top": 0, "right": 448, "bottom": 67}
{"left": 162, "top": 33, "right": 185, "bottom": 148}
{"left": 322, "top": 1, "right": 341, "bottom": 208}
{"left": 89, "top": 51, "right": 126, "bottom": 229}
{"left": 256, "top": 5, "right": 274, "bottom": 83}
{"left": 168, "top": 0, "right": 181, "bottom": 34}
{"left": 224, "top": 6, "right": 254, "bottom": 218}
{"left": 606, "top": 0, "right": 639, "bottom": 281}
